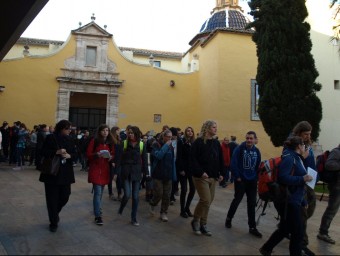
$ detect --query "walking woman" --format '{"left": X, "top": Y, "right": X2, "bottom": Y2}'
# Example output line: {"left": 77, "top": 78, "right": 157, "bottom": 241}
{"left": 39, "top": 120, "right": 76, "bottom": 232}
{"left": 118, "top": 126, "right": 147, "bottom": 226}
{"left": 87, "top": 124, "right": 115, "bottom": 225}
{"left": 177, "top": 126, "right": 196, "bottom": 218}
{"left": 259, "top": 136, "right": 313, "bottom": 256}
{"left": 108, "top": 126, "right": 123, "bottom": 201}
{"left": 190, "top": 120, "right": 224, "bottom": 236}
{"left": 149, "top": 129, "right": 176, "bottom": 222}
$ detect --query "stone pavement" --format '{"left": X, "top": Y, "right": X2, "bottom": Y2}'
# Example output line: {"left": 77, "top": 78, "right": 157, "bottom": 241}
{"left": 0, "top": 162, "right": 339, "bottom": 255}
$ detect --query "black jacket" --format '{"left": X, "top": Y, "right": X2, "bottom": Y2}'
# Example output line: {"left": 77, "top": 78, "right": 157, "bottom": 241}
{"left": 39, "top": 133, "right": 76, "bottom": 185}
{"left": 191, "top": 137, "right": 225, "bottom": 179}
{"left": 176, "top": 137, "right": 194, "bottom": 176}
{"left": 120, "top": 141, "right": 148, "bottom": 181}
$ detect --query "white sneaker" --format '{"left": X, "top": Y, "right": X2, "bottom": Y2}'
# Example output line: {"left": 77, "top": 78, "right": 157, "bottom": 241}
{"left": 149, "top": 204, "right": 155, "bottom": 216}
{"left": 160, "top": 213, "right": 168, "bottom": 222}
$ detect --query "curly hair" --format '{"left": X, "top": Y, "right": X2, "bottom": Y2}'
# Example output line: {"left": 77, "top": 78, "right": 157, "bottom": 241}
{"left": 128, "top": 126, "right": 142, "bottom": 142}
{"left": 199, "top": 120, "right": 216, "bottom": 143}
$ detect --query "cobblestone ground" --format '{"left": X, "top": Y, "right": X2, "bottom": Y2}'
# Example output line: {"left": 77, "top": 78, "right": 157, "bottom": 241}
{"left": 0, "top": 162, "right": 339, "bottom": 255}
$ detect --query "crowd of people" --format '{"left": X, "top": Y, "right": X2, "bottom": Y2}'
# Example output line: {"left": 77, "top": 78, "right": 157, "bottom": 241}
{"left": 0, "top": 119, "right": 339, "bottom": 256}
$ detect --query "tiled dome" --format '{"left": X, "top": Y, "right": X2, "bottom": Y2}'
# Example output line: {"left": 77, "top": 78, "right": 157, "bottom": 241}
{"left": 200, "top": 10, "right": 248, "bottom": 33}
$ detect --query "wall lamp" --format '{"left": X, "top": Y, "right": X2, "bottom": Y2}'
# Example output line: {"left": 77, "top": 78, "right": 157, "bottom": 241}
{"left": 0, "top": 85, "right": 5, "bottom": 92}
{"left": 149, "top": 54, "right": 154, "bottom": 66}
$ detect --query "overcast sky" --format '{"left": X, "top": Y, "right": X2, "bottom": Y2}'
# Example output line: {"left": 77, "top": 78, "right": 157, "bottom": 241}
{"left": 22, "top": 0, "right": 251, "bottom": 52}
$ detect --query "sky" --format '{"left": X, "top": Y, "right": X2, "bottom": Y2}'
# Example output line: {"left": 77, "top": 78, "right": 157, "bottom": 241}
{"left": 22, "top": 0, "right": 251, "bottom": 53}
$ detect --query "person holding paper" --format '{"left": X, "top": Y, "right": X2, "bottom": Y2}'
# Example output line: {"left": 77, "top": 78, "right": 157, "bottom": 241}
{"left": 292, "top": 121, "right": 316, "bottom": 256}
{"left": 87, "top": 124, "right": 115, "bottom": 226}
{"left": 260, "top": 136, "right": 313, "bottom": 256}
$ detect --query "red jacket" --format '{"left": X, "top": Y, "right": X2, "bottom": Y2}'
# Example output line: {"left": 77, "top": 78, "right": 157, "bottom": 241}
{"left": 87, "top": 138, "right": 114, "bottom": 185}
{"left": 221, "top": 143, "right": 231, "bottom": 167}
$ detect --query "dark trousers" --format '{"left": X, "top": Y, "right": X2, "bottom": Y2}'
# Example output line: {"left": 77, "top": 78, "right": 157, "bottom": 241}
{"left": 261, "top": 202, "right": 303, "bottom": 255}
{"left": 44, "top": 183, "right": 71, "bottom": 226}
{"left": 226, "top": 179, "right": 257, "bottom": 228}
{"left": 301, "top": 186, "right": 316, "bottom": 246}
{"left": 179, "top": 174, "right": 195, "bottom": 212}
{"left": 2, "top": 143, "right": 9, "bottom": 159}
{"left": 9, "top": 143, "right": 17, "bottom": 164}
{"left": 29, "top": 146, "right": 36, "bottom": 165}
{"left": 170, "top": 179, "right": 179, "bottom": 200}
{"left": 319, "top": 179, "right": 340, "bottom": 235}
{"left": 108, "top": 167, "right": 122, "bottom": 196}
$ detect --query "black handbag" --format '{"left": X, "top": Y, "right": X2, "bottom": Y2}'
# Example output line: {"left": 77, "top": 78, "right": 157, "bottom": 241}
{"left": 40, "top": 135, "right": 61, "bottom": 176}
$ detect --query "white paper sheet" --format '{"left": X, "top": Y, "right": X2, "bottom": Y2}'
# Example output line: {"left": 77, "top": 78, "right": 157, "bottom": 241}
{"left": 306, "top": 167, "right": 318, "bottom": 189}
{"left": 100, "top": 150, "right": 111, "bottom": 158}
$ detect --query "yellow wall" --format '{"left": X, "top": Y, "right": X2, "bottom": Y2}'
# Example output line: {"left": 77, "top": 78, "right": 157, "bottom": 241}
{"left": 107, "top": 41, "right": 200, "bottom": 135}
{"left": 0, "top": 39, "right": 76, "bottom": 129}
{"left": 132, "top": 55, "right": 183, "bottom": 72}
{"left": 0, "top": 29, "right": 280, "bottom": 158}
{"left": 188, "top": 32, "right": 282, "bottom": 158}
{"left": 4, "top": 44, "right": 62, "bottom": 60}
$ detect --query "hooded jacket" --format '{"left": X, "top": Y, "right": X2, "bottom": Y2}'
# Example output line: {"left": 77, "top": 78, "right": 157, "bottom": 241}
{"left": 278, "top": 148, "right": 307, "bottom": 205}
{"left": 231, "top": 142, "right": 261, "bottom": 181}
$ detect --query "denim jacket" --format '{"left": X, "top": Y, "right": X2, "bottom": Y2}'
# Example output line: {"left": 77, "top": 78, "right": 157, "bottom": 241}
{"left": 151, "top": 141, "right": 176, "bottom": 181}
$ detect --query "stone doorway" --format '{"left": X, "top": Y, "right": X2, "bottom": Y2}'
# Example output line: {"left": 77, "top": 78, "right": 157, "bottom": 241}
{"left": 69, "top": 92, "right": 107, "bottom": 131}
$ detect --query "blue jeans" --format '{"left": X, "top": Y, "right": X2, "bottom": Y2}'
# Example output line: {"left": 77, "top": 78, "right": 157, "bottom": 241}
{"left": 319, "top": 178, "right": 340, "bottom": 235}
{"left": 119, "top": 179, "right": 140, "bottom": 221}
{"left": 16, "top": 147, "right": 25, "bottom": 166}
{"left": 93, "top": 184, "right": 104, "bottom": 218}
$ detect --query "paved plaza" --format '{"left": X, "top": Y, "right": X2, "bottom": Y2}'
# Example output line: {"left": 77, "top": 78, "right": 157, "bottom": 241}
{"left": 0, "top": 162, "right": 339, "bottom": 255}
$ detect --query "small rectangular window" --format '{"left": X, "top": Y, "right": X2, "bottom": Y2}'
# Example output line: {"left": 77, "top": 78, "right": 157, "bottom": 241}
{"left": 86, "top": 46, "right": 97, "bottom": 66}
{"left": 334, "top": 80, "right": 340, "bottom": 90}
{"left": 153, "top": 61, "right": 161, "bottom": 67}
{"left": 251, "top": 79, "right": 260, "bottom": 121}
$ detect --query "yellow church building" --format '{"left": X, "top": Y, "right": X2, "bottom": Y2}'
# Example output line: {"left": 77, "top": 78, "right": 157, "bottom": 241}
{"left": 0, "top": 0, "right": 339, "bottom": 158}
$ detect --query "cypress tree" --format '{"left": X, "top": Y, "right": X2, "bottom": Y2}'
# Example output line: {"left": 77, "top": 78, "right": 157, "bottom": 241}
{"left": 247, "top": 0, "right": 322, "bottom": 147}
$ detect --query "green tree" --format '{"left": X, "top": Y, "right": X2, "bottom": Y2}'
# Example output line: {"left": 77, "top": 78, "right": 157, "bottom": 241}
{"left": 331, "top": 0, "right": 340, "bottom": 47}
{"left": 247, "top": 0, "right": 322, "bottom": 147}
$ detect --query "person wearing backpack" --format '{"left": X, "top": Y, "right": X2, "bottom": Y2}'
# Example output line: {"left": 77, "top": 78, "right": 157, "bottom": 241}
{"left": 225, "top": 131, "right": 262, "bottom": 238}
{"left": 292, "top": 121, "right": 317, "bottom": 256}
{"left": 118, "top": 126, "right": 147, "bottom": 226}
{"left": 259, "top": 136, "right": 313, "bottom": 256}
{"left": 317, "top": 144, "right": 340, "bottom": 244}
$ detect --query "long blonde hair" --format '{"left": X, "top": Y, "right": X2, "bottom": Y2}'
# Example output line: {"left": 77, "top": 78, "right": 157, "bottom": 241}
{"left": 199, "top": 120, "right": 216, "bottom": 143}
